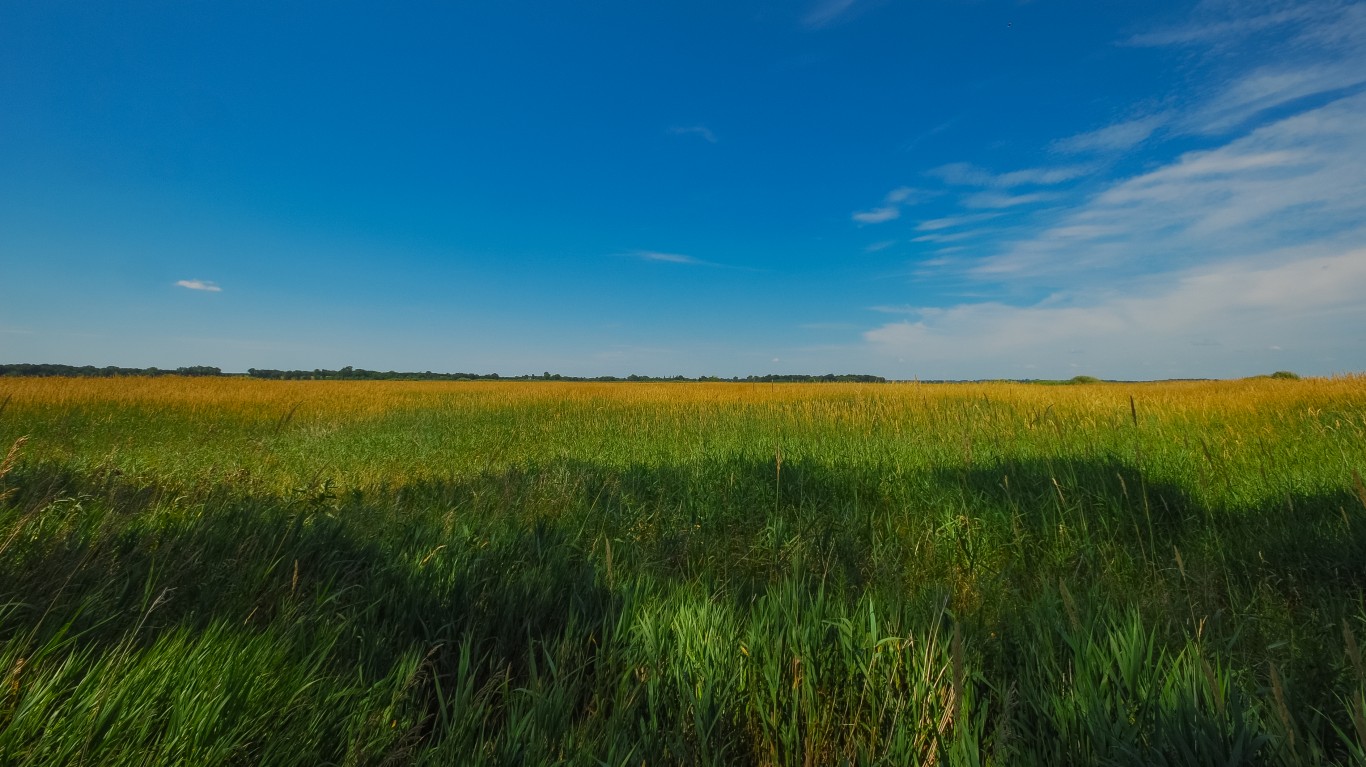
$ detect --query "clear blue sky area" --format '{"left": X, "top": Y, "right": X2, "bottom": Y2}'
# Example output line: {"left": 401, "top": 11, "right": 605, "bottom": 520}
{"left": 3, "top": 1, "right": 1364, "bottom": 379}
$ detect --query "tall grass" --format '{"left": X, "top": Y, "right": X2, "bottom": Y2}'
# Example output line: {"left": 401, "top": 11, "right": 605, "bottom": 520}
{"left": 0, "top": 376, "right": 1363, "bottom": 763}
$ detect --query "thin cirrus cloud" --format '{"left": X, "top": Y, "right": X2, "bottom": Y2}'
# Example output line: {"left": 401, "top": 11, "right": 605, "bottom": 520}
{"left": 915, "top": 212, "right": 1001, "bottom": 232}
{"left": 961, "top": 191, "right": 1059, "bottom": 210}
{"left": 1051, "top": 114, "right": 1168, "bottom": 154}
{"left": 627, "top": 249, "right": 763, "bottom": 273}
{"left": 668, "top": 125, "right": 718, "bottom": 143}
{"left": 852, "top": 206, "right": 900, "bottom": 224}
{"left": 972, "top": 91, "right": 1366, "bottom": 281}
{"left": 175, "top": 279, "right": 221, "bottom": 292}
{"left": 927, "top": 162, "right": 1093, "bottom": 188}
{"left": 911, "top": 230, "right": 989, "bottom": 244}
{"left": 852, "top": 186, "right": 920, "bottom": 224}
{"left": 863, "top": 87, "right": 1366, "bottom": 378}
{"left": 1126, "top": 1, "right": 1366, "bottom": 135}
{"left": 631, "top": 250, "right": 702, "bottom": 265}
{"left": 1124, "top": 2, "right": 1337, "bottom": 49}
{"left": 1184, "top": 62, "right": 1366, "bottom": 134}
{"left": 852, "top": 0, "right": 1366, "bottom": 379}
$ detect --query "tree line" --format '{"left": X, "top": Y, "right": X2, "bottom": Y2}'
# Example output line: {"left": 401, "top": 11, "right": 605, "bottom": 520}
{"left": 1, "top": 363, "right": 886, "bottom": 384}
{"left": 0, "top": 364, "right": 223, "bottom": 378}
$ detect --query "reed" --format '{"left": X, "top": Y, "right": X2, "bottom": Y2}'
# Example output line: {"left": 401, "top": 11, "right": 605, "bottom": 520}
{"left": 0, "top": 375, "right": 1362, "bottom": 763}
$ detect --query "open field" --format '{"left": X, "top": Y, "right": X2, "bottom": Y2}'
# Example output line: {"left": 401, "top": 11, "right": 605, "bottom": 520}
{"left": 1, "top": 376, "right": 1364, "bottom": 765}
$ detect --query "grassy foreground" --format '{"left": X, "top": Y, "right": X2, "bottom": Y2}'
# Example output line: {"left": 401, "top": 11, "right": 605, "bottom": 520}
{"left": 0, "top": 376, "right": 1364, "bottom": 765}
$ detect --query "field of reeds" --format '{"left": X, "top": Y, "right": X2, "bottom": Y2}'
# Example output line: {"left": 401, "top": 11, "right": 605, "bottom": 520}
{"left": 0, "top": 375, "right": 1364, "bottom": 765}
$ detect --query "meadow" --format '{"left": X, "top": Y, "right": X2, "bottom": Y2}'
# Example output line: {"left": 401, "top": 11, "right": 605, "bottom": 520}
{"left": 0, "top": 375, "right": 1363, "bottom": 765}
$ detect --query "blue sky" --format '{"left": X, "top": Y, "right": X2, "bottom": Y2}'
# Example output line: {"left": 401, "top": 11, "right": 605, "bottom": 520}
{"left": 2, "top": 0, "right": 1364, "bottom": 379}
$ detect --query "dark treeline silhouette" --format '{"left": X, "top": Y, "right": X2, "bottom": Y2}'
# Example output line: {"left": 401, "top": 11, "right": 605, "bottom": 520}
{"left": 2, "top": 363, "right": 886, "bottom": 384}
{"left": 0, "top": 363, "right": 223, "bottom": 378}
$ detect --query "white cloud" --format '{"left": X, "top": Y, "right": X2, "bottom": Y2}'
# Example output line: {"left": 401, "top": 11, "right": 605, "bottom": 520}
{"left": 1052, "top": 114, "right": 1168, "bottom": 153}
{"left": 928, "top": 162, "right": 1092, "bottom": 188}
{"left": 927, "top": 163, "right": 993, "bottom": 186}
{"left": 175, "top": 279, "right": 221, "bottom": 292}
{"left": 865, "top": 240, "right": 896, "bottom": 252}
{"left": 1122, "top": 1, "right": 1366, "bottom": 135}
{"left": 993, "top": 166, "right": 1093, "bottom": 187}
{"left": 852, "top": 186, "right": 922, "bottom": 224}
{"left": 974, "top": 91, "right": 1366, "bottom": 279}
{"left": 627, "top": 250, "right": 761, "bottom": 272}
{"left": 884, "top": 187, "right": 916, "bottom": 203}
{"left": 851, "top": 1, "right": 1366, "bottom": 379}
{"left": 1293, "top": 2, "right": 1366, "bottom": 49}
{"left": 865, "top": 248, "right": 1366, "bottom": 379}
{"left": 915, "top": 212, "right": 1001, "bottom": 231}
{"left": 911, "top": 230, "right": 987, "bottom": 244}
{"left": 961, "top": 191, "right": 1058, "bottom": 210}
{"left": 668, "top": 125, "right": 718, "bottom": 143}
{"left": 1187, "top": 63, "right": 1366, "bottom": 134}
{"left": 1126, "top": 3, "right": 1330, "bottom": 48}
{"left": 853, "top": 206, "right": 899, "bottom": 224}
{"left": 632, "top": 250, "right": 701, "bottom": 265}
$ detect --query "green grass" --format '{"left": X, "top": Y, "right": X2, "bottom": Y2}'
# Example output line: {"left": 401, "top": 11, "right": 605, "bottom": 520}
{"left": 0, "top": 377, "right": 1364, "bottom": 764}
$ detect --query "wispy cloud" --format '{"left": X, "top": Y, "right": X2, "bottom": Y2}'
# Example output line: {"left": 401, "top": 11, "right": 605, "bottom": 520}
{"left": 627, "top": 250, "right": 762, "bottom": 272}
{"left": 911, "top": 230, "right": 989, "bottom": 244}
{"left": 868, "top": 84, "right": 1366, "bottom": 377}
{"left": 631, "top": 250, "right": 702, "bottom": 265}
{"left": 668, "top": 125, "right": 718, "bottom": 143}
{"left": 852, "top": 186, "right": 922, "bottom": 224}
{"left": 961, "top": 191, "right": 1058, "bottom": 210}
{"left": 175, "top": 279, "right": 221, "bottom": 292}
{"left": 927, "top": 162, "right": 1093, "bottom": 188}
{"left": 1185, "top": 63, "right": 1366, "bottom": 134}
{"left": 924, "top": 163, "right": 993, "bottom": 187}
{"left": 852, "top": 206, "right": 899, "bottom": 224}
{"left": 915, "top": 212, "right": 1001, "bottom": 231}
{"left": 803, "top": 0, "right": 859, "bottom": 28}
{"left": 865, "top": 240, "right": 897, "bottom": 252}
{"left": 1051, "top": 114, "right": 1168, "bottom": 153}
{"left": 975, "top": 92, "right": 1366, "bottom": 279}
{"left": 855, "top": 0, "right": 1366, "bottom": 379}
{"left": 1125, "top": 2, "right": 1338, "bottom": 49}
{"left": 1125, "top": 1, "right": 1366, "bottom": 135}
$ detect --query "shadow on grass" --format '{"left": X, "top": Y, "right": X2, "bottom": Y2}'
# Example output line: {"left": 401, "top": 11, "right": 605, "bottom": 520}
{"left": 8, "top": 451, "right": 1360, "bottom": 618}
{"left": 941, "top": 456, "right": 1365, "bottom": 585}
{"left": 0, "top": 464, "right": 624, "bottom": 745}
{"left": 2, "top": 455, "right": 1365, "bottom": 762}
{"left": 3, "top": 454, "right": 1363, "bottom": 671}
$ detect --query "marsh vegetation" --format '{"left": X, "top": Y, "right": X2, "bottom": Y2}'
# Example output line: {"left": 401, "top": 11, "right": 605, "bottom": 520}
{"left": 0, "top": 377, "right": 1363, "bottom": 764}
